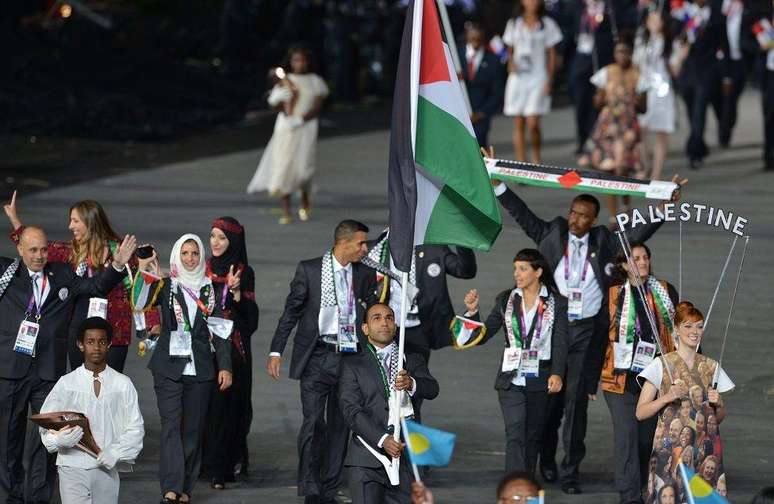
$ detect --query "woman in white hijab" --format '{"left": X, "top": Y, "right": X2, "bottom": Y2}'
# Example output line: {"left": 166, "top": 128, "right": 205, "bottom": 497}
{"left": 134, "top": 234, "right": 233, "bottom": 504}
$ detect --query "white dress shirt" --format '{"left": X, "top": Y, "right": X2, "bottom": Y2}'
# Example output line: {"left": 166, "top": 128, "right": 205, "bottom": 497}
{"left": 553, "top": 232, "right": 603, "bottom": 319}
{"left": 374, "top": 343, "right": 416, "bottom": 448}
{"left": 724, "top": 0, "right": 743, "bottom": 61}
{"left": 40, "top": 365, "right": 144, "bottom": 471}
{"left": 511, "top": 285, "right": 548, "bottom": 386}
{"left": 465, "top": 44, "right": 484, "bottom": 76}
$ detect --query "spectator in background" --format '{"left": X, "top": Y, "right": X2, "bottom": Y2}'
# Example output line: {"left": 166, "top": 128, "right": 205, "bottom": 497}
{"left": 502, "top": 0, "right": 563, "bottom": 164}
{"left": 752, "top": 487, "right": 774, "bottom": 504}
{"left": 672, "top": 0, "right": 730, "bottom": 170}
{"left": 754, "top": 1, "right": 774, "bottom": 171}
{"left": 247, "top": 46, "right": 329, "bottom": 224}
{"left": 634, "top": 6, "right": 678, "bottom": 181}
{"left": 461, "top": 22, "right": 505, "bottom": 147}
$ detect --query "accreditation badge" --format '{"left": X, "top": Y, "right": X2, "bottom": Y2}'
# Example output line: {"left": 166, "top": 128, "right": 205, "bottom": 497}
{"left": 577, "top": 33, "right": 595, "bottom": 54}
{"left": 567, "top": 288, "right": 584, "bottom": 320}
{"left": 13, "top": 320, "right": 40, "bottom": 356}
{"left": 87, "top": 297, "right": 108, "bottom": 319}
{"left": 630, "top": 341, "right": 657, "bottom": 374}
{"left": 337, "top": 314, "right": 358, "bottom": 353}
{"left": 519, "top": 350, "right": 540, "bottom": 378}
{"left": 169, "top": 330, "right": 192, "bottom": 357}
{"left": 501, "top": 347, "right": 521, "bottom": 373}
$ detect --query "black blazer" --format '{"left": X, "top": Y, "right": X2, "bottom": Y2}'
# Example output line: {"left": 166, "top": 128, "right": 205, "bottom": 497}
{"left": 569, "top": 0, "right": 638, "bottom": 75}
{"left": 677, "top": 3, "right": 731, "bottom": 86}
{"left": 0, "top": 258, "right": 125, "bottom": 381}
{"left": 460, "top": 49, "right": 504, "bottom": 118}
{"left": 497, "top": 186, "right": 664, "bottom": 295}
{"left": 147, "top": 280, "right": 231, "bottom": 382}
{"left": 338, "top": 350, "right": 439, "bottom": 468}
{"left": 470, "top": 289, "right": 568, "bottom": 392}
{"left": 269, "top": 257, "right": 377, "bottom": 380}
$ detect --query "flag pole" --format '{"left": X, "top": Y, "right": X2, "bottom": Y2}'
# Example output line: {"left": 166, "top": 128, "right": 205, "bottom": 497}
{"left": 713, "top": 235, "right": 749, "bottom": 388}
{"left": 400, "top": 416, "right": 422, "bottom": 482}
{"left": 394, "top": 271, "right": 410, "bottom": 448}
{"left": 435, "top": 0, "right": 473, "bottom": 115}
{"left": 704, "top": 235, "right": 738, "bottom": 333}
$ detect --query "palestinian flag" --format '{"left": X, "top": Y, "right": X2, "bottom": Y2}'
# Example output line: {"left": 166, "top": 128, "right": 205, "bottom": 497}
{"left": 388, "top": 0, "right": 501, "bottom": 271}
{"left": 130, "top": 270, "right": 163, "bottom": 312}
{"left": 449, "top": 315, "right": 486, "bottom": 349}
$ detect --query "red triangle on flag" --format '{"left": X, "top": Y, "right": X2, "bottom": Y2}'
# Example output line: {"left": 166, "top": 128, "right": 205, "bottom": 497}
{"left": 558, "top": 171, "right": 582, "bottom": 189}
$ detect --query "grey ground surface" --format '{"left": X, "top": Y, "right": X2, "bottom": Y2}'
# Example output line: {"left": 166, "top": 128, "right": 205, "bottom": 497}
{"left": 2, "top": 91, "right": 772, "bottom": 503}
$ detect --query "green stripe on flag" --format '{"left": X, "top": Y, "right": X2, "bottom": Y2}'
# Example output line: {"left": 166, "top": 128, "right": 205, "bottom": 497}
{"left": 415, "top": 96, "right": 501, "bottom": 250}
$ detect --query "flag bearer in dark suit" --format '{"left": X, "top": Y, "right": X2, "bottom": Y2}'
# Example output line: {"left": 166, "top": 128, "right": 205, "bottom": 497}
{"left": 267, "top": 220, "right": 377, "bottom": 504}
{"left": 491, "top": 178, "right": 679, "bottom": 494}
{"left": 0, "top": 226, "right": 136, "bottom": 504}
{"left": 457, "top": 248, "right": 567, "bottom": 476}
{"left": 338, "top": 302, "right": 439, "bottom": 504}
{"left": 461, "top": 22, "right": 505, "bottom": 147}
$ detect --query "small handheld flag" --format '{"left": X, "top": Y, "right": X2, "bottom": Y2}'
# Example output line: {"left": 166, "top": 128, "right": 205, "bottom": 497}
{"left": 403, "top": 419, "right": 455, "bottom": 467}
{"left": 679, "top": 463, "right": 729, "bottom": 504}
{"left": 449, "top": 315, "right": 486, "bottom": 349}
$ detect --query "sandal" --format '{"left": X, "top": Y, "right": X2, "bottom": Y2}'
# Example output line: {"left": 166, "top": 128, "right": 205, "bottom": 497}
{"left": 211, "top": 477, "right": 225, "bottom": 490}
{"left": 160, "top": 492, "right": 178, "bottom": 504}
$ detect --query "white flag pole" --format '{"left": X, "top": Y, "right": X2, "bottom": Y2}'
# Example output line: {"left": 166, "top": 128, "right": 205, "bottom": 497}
{"left": 435, "top": 0, "right": 473, "bottom": 115}
{"left": 393, "top": 270, "right": 410, "bottom": 446}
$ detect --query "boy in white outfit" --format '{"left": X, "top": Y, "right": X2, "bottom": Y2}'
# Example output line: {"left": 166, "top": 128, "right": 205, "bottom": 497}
{"left": 39, "top": 317, "right": 144, "bottom": 503}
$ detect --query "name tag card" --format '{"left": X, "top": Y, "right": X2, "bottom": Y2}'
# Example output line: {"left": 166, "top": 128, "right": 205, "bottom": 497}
{"left": 169, "top": 330, "right": 192, "bottom": 357}
{"left": 519, "top": 350, "right": 540, "bottom": 378}
{"left": 87, "top": 298, "right": 108, "bottom": 319}
{"left": 630, "top": 341, "right": 657, "bottom": 374}
{"left": 338, "top": 322, "right": 358, "bottom": 353}
{"left": 14, "top": 320, "right": 40, "bottom": 356}
{"left": 568, "top": 288, "right": 584, "bottom": 320}
{"left": 502, "top": 347, "right": 521, "bottom": 373}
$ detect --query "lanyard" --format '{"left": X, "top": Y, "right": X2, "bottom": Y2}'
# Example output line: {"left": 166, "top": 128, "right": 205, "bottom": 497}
{"left": 178, "top": 283, "right": 211, "bottom": 318}
{"left": 509, "top": 295, "right": 544, "bottom": 350}
{"left": 367, "top": 343, "right": 391, "bottom": 400}
{"left": 564, "top": 242, "right": 590, "bottom": 283}
{"left": 26, "top": 274, "right": 48, "bottom": 321}
{"left": 331, "top": 261, "right": 355, "bottom": 318}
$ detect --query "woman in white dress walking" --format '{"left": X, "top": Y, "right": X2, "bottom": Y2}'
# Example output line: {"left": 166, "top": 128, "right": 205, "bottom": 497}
{"left": 247, "top": 46, "right": 329, "bottom": 224}
{"left": 634, "top": 7, "right": 680, "bottom": 181}
{"left": 502, "top": 0, "right": 563, "bottom": 164}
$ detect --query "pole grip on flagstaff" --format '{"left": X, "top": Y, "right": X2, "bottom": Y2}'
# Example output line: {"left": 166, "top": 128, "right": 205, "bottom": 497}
{"left": 435, "top": 0, "right": 473, "bottom": 115}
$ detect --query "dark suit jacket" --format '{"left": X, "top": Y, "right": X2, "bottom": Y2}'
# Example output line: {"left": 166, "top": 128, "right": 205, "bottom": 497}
{"left": 147, "top": 280, "right": 231, "bottom": 382}
{"left": 678, "top": 3, "right": 731, "bottom": 86}
{"left": 338, "top": 350, "right": 439, "bottom": 469}
{"left": 270, "top": 257, "right": 377, "bottom": 380}
{"left": 569, "top": 0, "right": 638, "bottom": 76}
{"left": 0, "top": 258, "right": 125, "bottom": 381}
{"left": 460, "top": 48, "right": 504, "bottom": 118}
{"left": 470, "top": 289, "right": 568, "bottom": 392}
{"left": 497, "top": 187, "right": 664, "bottom": 295}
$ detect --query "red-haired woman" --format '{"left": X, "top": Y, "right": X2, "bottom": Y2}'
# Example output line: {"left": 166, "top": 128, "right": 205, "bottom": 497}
{"left": 4, "top": 192, "right": 159, "bottom": 371}
{"left": 636, "top": 301, "right": 734, "bottom": 502}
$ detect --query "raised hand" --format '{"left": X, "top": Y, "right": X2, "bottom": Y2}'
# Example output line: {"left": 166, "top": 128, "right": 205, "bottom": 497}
{"left": 464, "top": 289, "right": 480, "bottom": 314}
{"left": 112, "top": 235, "right": 138, "bottom": 268}
{"left": 3, "top": 190, "right": 22, "bottom": 229}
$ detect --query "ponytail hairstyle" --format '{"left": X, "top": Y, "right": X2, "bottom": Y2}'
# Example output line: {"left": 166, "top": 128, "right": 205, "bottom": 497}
{"left": 69, "top": 200, "right": 120, "bottom": 270}
{"left": 513, "top": 248, "right": 559, "bottom": 295}
{"left": 674, "top": 300, "right": 704, "bottom": 327}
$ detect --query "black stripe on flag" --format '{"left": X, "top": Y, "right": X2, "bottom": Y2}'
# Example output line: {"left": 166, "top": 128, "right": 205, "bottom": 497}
{"left": 387, "top": 0, "right": 417, "bottom": 274}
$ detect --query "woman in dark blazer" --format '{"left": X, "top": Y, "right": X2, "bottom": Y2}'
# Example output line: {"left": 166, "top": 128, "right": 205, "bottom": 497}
{"left": 133, "top": 233, "right": 232, "bottom": 504}
{"left": 457, "top": 248, "right": 568, "bottom": 476}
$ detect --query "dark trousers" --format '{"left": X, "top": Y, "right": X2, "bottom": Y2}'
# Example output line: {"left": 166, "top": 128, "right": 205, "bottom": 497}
{"left": 473, "top": 116, "right": 492, "bottom": 148}
{"left": 682, "top": 74, "right": 723, "bottom": 162}
{"left": 0, "top": 363, "right": 56, "bottom": 504}
{"left": 541, "top": 317, "right": 595, "bottom": 486}
{"left": 68, "top": 332, "right": 128, "bottom": 372}
{"left": 569, "top": 55, "right": 598, "bottom": 152}
{"left": 719, "top": 59, "right": 746, "bottom": 146}
{"left": 348, "top": 464, "right": 412, "bottom": 504}
{"left": 298, "top": 347, "right": 349, "bottom": 499}
{"left": 763, "top": 68, "right": 774, "bottom": 165}
{"left": 498, "top": 386, "right": 549, "bottom": 476}
{"left": 153, "top": 374, "right": 212, "bottom": 496}
{"left": 604, "top": 389, "right": 657, "bottom": 504}
{"left": 202, "top": 349, "right": 252, "bottom": 481}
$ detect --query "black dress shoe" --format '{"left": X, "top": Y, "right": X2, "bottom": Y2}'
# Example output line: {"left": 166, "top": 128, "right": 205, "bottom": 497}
{"left": 540, "top": 463, "right": 558, "bottom": 483}
{"left": 562, "top": 484, "right": 583, "bottom": 495}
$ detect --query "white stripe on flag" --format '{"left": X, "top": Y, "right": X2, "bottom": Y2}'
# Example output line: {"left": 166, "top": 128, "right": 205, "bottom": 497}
{"left": 413, "top": 169, "right": 441, "bottom": 246}
{"left": 417, "top": 43, "right": 475, "bottom": 138}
